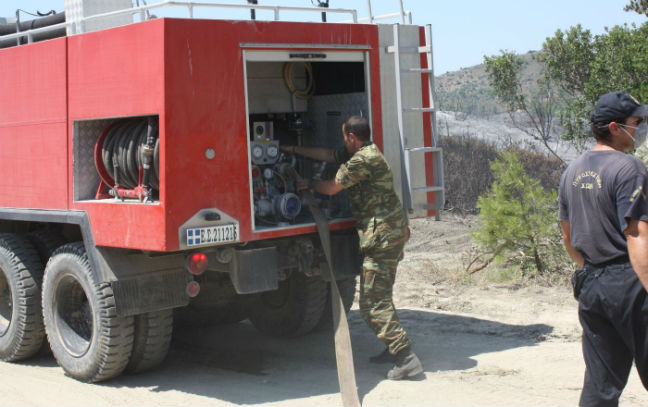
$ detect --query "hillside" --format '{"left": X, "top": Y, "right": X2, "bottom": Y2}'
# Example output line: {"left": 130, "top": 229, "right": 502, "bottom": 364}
{"left": 435, "top": 51, "right": 544, "bottom": 116}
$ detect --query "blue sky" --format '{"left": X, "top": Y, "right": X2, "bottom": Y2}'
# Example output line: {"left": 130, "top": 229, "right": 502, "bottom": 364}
{"left": 1, "top": 0, "right": 645, "bottom": 74}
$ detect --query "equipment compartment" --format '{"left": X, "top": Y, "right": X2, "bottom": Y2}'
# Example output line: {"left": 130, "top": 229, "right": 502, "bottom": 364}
{"left": 244, "top": 51, "right": 370, "bottom": 231}
{"left": 73, "top": 116, "right": 160, "bottom": 203}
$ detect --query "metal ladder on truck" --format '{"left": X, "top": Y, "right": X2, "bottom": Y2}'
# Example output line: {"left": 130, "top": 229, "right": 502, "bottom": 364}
{"left": 388, "top": 23, "right": 444, "bottom": 220}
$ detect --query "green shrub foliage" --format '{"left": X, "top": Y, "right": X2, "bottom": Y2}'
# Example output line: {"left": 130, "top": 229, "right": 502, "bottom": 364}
{"left": 471, "top": 151, "right": 567, "bottom": 276}
{"left": 540, "top": 22, "right": 648, "bottom": 143}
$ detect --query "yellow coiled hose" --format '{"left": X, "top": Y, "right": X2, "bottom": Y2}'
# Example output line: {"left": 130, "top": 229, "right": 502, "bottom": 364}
{"left": 283, "top": 62, "right": 315, "bottom": 99}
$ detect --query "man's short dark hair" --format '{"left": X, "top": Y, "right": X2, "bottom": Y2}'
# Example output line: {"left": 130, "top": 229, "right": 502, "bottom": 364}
{"left": 591, "top": 118, "right": 627, "bottom": 143}
{"left": 344, "top": 116, "right": 371, "bottom": 141}
{"left": 591, "top": 116, "right": 642, "bottom": 143}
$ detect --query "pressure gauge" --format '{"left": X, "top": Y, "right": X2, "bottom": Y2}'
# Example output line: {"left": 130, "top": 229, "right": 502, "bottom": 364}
{"left": 252, "top": 145, "right": 264, "bottom": 159}
{"left": 267, "top": 145, "right": 278, "bottom": 159}
{"left": 255, "top": 124, "right": 265, "bottom": 137}
{"left": 263, "top": 167, "right": 274, "bottom": 180}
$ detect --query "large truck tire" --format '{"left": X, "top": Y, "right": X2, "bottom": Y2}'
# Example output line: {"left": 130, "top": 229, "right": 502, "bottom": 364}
{"left": 27, "top": 228, "right": 67, "bottom": 356}
{"left": 42, "top": 242, "right": 134, "bottom": 382}
{"left": 208, "top": 299, "right": 247, "bottom": 325}
{"left": 0, "top": 234, "right": 45, "bottom": 361}
{"left": 126, "top": 309, "right": 173, "bottom": 374}
{"left": 27, "top": 228, "right": 66, "bottom": 266}
{"left": 247, "top": 271, "right": 327, "bottom": 337}
{"left": 316, "top": 277, "right": 357, "bottom": 331}
{"left": 175, "top": 299, "right": 247, "bottom": 327}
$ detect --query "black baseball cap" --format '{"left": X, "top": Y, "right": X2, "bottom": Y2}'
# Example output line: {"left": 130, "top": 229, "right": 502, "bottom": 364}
{"left": 591, "top": 91, "right": 648, "bottom": 123}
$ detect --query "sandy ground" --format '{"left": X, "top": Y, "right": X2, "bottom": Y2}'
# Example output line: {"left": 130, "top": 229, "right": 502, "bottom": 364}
{"left": 1, "top": 213, "right": 647, "bottom": 406}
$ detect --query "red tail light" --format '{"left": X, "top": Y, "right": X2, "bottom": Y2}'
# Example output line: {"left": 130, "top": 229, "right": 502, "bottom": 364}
{"left": 186, "top": 281, "right": 200, "bottom": 298}
{"left": 186, "top": 252, "right": 208, "bottom": 275}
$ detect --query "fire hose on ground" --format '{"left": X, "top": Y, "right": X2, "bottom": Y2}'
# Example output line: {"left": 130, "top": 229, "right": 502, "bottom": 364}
{"left": 287, "top": 167, "right": 361, "bottom": 407}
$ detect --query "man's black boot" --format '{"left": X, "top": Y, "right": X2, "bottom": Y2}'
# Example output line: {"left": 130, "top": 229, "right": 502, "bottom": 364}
{"left": 386, "top": 347, "right": 424, "bottom": 380}
{"left": 369, "top": 348, "right": 396, "bottom": 364}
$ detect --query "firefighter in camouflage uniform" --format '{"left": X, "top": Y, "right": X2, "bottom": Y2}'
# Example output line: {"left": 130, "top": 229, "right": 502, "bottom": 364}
{"left": 282, "top": 115, "right": 424, "bottom": 380}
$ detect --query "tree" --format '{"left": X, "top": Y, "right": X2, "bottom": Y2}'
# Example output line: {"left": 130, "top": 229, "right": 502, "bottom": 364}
{"left": 540, "top": 22, "right": 648, "bottom": 143}
{"left": 625, "top": 0, "right": 648, "bottom": 16}
{"left": 484, "top": 51, "right": 564, "bottom": 164}
{"left": 540, "top": 25, "right": 595, "bottom": 149}
{"left": 485, "top": 20, "right": 648, "bottom": 150}
{"left": 469, "top": 151, "right": 565, "bottom": 276}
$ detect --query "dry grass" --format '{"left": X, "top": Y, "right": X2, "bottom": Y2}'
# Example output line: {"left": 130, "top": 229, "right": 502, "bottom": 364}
{"left": 403, "top": 211, "right": 573, "bottom": 289}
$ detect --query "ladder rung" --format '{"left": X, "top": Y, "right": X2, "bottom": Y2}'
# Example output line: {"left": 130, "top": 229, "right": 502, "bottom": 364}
{"left": 406, "top": 146, "right": 441, "bottom": 153}
{"left": 420, "top": 203, "right": 443, "bottom": 210}
{"left": 413, "top": 186, "right": 444, "bottom": 193}
{"left": 403, "top": 68, "right": 434, "bottom": 74}
{"left": 386, "top": 45, "right": 430, "bottom": 54}
{"left": 404, "top": 107, "right": 435, "bottom": 113}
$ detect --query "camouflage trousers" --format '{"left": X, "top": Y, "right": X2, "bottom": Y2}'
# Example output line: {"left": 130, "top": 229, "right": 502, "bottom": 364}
{"left": 359, "top": 239, "right": 411, "bottom": 355}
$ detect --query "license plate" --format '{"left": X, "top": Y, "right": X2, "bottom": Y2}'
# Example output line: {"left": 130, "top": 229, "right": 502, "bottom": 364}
{"left": 186, "top": 224, "right": 239, "bottom": 246}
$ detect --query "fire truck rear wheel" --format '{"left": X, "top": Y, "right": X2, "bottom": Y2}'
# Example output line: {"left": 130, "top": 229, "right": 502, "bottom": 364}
{"left": 175, "top": 299, "right": 247, "bottom": 327}
{"left": 42, "top": 242, "right": 134, "bottom": 382}
{"left": 27, "top": 228, "right": 66, "bottom": 266}
{"left": 25, "top": 228, "right": 66, "bottom": 356}
{"left": 0, "top": 233, "right": 45, "bottom": 361}
{"left": 126, "top": 309, "right": 173, "bottom": 374}
{"left": 206, "top": 299, "right": 247, "bottom": 325}
{"left": 246, "top": 271, "right": 327, "bottom": 337}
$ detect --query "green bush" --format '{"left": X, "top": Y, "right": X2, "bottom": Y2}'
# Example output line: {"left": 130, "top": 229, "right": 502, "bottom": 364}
{"left": 470, "top": 151, "right": 569, "bottom": 278}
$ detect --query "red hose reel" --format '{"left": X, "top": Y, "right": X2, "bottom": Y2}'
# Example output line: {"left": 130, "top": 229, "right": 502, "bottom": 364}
{"left": 93, "top": 117, "right": 159, "bottom": 202}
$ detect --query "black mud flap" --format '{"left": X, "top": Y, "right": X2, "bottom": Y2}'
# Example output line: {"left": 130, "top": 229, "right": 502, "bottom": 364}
{"left": 111, "top": 269, "right": 190, "bottom": 317}
{"left": 230, "top": 246, "right": 279, "bottom": 294}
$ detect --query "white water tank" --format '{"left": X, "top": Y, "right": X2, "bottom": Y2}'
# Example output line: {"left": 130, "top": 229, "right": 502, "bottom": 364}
{"left": 65, "top": 0, "right": 133, "bottom": 34}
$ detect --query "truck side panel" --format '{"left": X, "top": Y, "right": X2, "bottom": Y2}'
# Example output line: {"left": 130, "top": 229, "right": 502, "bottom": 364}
{"left": 0, "top": 39, "right": 68, "bottom": 210}
{"left": 163, "top": 19, "right": 383, "bottom": 249}
{"left": 68, "top": 19, "right": 167, "bottom": 250}
{"left": 1, "top": 19, "right": 387, "bottom": 252}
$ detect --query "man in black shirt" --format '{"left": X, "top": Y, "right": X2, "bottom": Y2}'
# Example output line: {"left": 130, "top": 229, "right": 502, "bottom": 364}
{"left": 559, "top": 91, "right": 648, "bottom": 406}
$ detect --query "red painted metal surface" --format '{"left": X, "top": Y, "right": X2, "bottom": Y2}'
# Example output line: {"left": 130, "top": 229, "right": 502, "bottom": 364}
{"left": 93, "top": 123, "right": 117, "bottom": 189}
{"left": 68, "top": 20, "right": 167, "bottom": 249}
{"left": 0, "top": 18, "right": 434, "bottom": 252}
{"left": 161, "top": 19, "right": 382, "bottom": 249}
{"left": 0, "top": 39, "right": 68, "bottom": 210}
{"left": 419, "top": 26, "right": 436, "bottom": 217}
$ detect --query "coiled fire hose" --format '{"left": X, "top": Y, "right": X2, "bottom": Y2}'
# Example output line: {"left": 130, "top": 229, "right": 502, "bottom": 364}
{"left": 288, "top": 168, "right": 360, "bottom": 407}
{"left": 100, "top": 118, "right": 160, "bottom": 190}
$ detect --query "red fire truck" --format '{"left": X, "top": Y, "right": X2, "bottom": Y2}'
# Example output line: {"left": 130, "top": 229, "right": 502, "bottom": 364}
{"left": 0, "top": 0, "right": 443, "bottom": 382}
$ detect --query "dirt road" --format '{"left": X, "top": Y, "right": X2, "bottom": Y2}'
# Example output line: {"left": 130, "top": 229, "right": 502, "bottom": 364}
{"left": 1, "top": 215, "right": 646, "bottom": 406}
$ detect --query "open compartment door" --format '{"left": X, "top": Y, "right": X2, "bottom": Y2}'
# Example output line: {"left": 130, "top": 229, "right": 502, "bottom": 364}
{"left": 242, "top": 48, "right": 372, "bottom": 232}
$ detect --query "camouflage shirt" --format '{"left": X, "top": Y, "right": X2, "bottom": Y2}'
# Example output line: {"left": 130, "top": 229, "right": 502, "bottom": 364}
{"left": 334, "top": 141, "right": 408, "bottom": 251}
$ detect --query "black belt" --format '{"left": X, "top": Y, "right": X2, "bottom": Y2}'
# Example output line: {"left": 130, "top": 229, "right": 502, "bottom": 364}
{"left": 586, "top": 255, "right": 630, "bottom": 268}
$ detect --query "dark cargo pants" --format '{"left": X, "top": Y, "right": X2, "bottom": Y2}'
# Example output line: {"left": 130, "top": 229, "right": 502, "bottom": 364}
{"left": 359, "top": 239, "right": 412, "bottom": 356}
{"left": 576, "top": 261, "right": 648, "bottom": 406}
